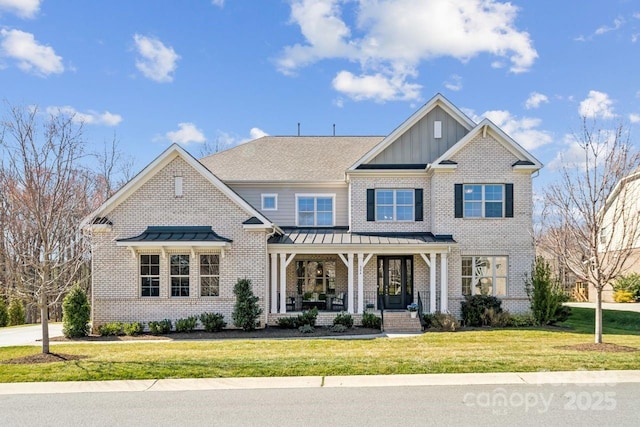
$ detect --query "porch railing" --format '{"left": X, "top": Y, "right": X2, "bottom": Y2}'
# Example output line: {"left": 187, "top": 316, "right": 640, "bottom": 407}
{"left": 377, "top": 293, "right": 385, "bottom": 331}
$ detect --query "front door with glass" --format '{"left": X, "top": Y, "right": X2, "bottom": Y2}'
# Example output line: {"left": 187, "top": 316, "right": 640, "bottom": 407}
{"left": 378, "top": 256, "right": 413, "bottom": 310}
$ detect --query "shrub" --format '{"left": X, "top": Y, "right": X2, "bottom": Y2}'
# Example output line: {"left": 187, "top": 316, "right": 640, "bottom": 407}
{"left": 612, "top": 273, "right": 640, "bottom": 301}
{"left": 431, "top": 312, "right": 459, "bottom": 331}
{"left": 298, "top": 307, "right": 318, "bottom": 327}
{"left": 525, "top": 257, "right": 571, "bottom": 325}
{"left": 330, "top": 324, "right": 348, "bottom": 333}
{"left": 361, "top": 312, "right": 382, "bottom": 329}
{"left": 0, "top": 299, "right": 8, "bottom": 327}
{"left": 8, "top": 299, "right": 26, "bottom": 326}
{"left": 614, "top": 290, "right": 635, "bottom": 303}
{"left": 200, "top": 312, "right": 226, "bottom": 332}
{"left": 148, "top": 319, "right": 172, "bottom": 335}
{"left": 276, "top": 316, "right": 299, "bottom": 329}
{"left": 123, "top": 322, "right": 144, "bottom": 336}
{"left": 62, "top": 287, "right": 90, "bottom": 338}
{"left": 333, "top": 311, "right": 353, "bottom": 328}
{"left": 175, "top": 316, "right": 198, "bottom": 333}
{"left": 98, "top": 322, "right": 124, "bottom": 336}
{"left": 298, "top": 324, "right": 315, "bottom": 334}
{"left": 510, "top": 313, "right": 535, "bottom": 327}
{"left": 422, "top": 313, "right": 435, "bottom": 329}
{"left": 481, "top": 309, "right": 513, "bottom": 327}
{"left": 232, "top": 278, "right": 263, "bottom": 331}
{"left": 461, "top": 295, "right": 502, "bottom": 327}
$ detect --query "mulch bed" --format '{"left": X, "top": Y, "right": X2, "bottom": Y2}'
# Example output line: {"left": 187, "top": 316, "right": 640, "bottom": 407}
{"left": 556, "top": 343, "right": 639, "bottom": 353}
{"left": 2, "top": 353, "right": 87, "bottom": 365}
{"left": 48, "top": 326, "right": 384, "bottom": 342}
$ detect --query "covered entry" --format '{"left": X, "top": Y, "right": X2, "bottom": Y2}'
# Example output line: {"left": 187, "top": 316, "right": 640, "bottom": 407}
{"left": 378, "top": 256, "right": 413, "bottom": 309}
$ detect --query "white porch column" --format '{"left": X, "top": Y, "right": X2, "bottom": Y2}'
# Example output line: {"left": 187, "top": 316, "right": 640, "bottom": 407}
{"left": 440, "top": 252, "right": 448, "bottom": 312}
{"left": 347, "top": 253, "right": 354, "bottom": 314}
{"left": 270, "top": 253, "right": 278, "bottom": 314}
{"left": 429, "top": 252, "right": 437, "bottom": 314}
{"left": 356, "top": 253, "right": 373, "bottom": 314}
{"left": 279, "top": 253, "right": 287, "bottom": 313}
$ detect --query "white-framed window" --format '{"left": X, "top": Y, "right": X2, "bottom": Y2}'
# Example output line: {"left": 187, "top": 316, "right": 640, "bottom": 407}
{"left": 295, "top": 194, "right": 335, "bottom": 226}
{"left": 295, "top": 260, "right": 336, "bottom": 295}
{"left": 461, "top": 256, "right": 507, "bottom": 296}
{"left": 170, "top": 254, "right": 190, "bottom": 297}
{"left": 200, "top": 254, "right": 220, "bottom": 297}
{"left": 261, "top": 193, "right": 278, "bottom": 211}
{"left": 376, "top": 189, "right": 414, "bottom": 221}
{"left": 464, "top": 184, "right": 504, "bottom": 218}
{"left": 140, "top": 254, "right": 160, "bottom": 297}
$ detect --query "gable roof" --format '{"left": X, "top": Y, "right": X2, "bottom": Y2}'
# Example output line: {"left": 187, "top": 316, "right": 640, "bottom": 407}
{"left": 80, "top": 144, "right": 273, "bottom": 229}
{"left": 430, "top": 118, "right": 543, "bottom": 171}
{"left": 200, "top": 136, "right": 383, "bottom": 182}
{"left": 348, "top": 93, "right": 476, "bottom": 171}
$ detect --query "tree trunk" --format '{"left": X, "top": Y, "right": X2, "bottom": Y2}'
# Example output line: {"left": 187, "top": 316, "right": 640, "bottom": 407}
{"left": 41, "top": 293, "right": 49, "bottom": 354}
{"left": 595, "top": 287, "right": 603, "bottom": 344}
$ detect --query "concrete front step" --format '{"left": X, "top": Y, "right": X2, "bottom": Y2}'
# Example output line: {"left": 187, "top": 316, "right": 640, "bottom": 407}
{"left": 382, "top": 311, "right": 422, "bottom": 332}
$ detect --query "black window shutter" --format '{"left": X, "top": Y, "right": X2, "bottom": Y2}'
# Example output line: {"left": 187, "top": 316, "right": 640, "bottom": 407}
{"left": 505, "top": 183, "right": 514, "bottom": 218}
{"left": 366, "top": 189, "right": 375, "bottom": 221}
{"left": 454, "top": 184, "right": 463, "bottom": 218}
{"left": 414, "top": 189, "right": 423, "bottom": 221}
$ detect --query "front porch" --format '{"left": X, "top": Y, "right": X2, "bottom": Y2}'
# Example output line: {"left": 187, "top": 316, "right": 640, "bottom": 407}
{"left": 266, "top": 227, "right": 456, "bottom": 317}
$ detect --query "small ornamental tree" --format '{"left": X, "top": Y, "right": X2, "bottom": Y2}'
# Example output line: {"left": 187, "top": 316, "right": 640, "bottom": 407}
{"left": 232, "top": 278, "right": 262, "bottom": 331}
{"left": 0, "top": 299, "right": 8, "bottom": 327}
{"left": 525, "top": 257, "right": 570, "bottom": 325}
{"left": 62, "top": 286, "right": 91, "bottom": 338}
{"left": 8, "top": 299, "right": 25, "bottom": 326}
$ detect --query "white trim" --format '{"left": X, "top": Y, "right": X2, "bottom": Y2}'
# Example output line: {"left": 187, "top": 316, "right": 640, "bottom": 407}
{"left": 440, "top": 253, "right": 448, "bottom": 312}
{"left": 294, "top": 193, "right": 336, "bottom": 227}
{"left": 429, "top": 252, "right": 436, "bottom": 313}
{"left": 349, "top": 93, "right": 476, "bottom": 171}
{"left": 81, "top": 144, "right": 273, "bottom": 229}
{"left": 174, "top": 176, "right": 183, "bottom": 197}
{"left": 261, "top": 193, "right": 278, "bottom": 211}
{"left": 270, "top": 253, "right": 278, "bottom": 313}
{"left": 434, "top": 120, "right": 442, "bottom": 139}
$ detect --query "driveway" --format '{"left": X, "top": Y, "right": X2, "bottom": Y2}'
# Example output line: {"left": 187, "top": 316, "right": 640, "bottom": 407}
{"left": 565, "top": 302, "right": 640, "bottom": 313}
{"left": 0, "top": 323, "right": 64, "bottom": 347}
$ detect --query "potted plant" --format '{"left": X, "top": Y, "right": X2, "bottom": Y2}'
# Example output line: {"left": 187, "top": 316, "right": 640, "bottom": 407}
{"left": 407, "top": 302, "right": 419, "bottom": 318}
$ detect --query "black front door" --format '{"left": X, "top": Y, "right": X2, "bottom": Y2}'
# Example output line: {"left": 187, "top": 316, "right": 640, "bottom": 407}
{"left": 378, "top": 256, "right": 413, "bottom": 310}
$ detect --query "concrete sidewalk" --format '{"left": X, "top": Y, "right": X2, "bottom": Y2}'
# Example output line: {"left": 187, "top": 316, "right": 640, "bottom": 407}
{"left": 1, "top": 370, "right": 639, "bottom": 395}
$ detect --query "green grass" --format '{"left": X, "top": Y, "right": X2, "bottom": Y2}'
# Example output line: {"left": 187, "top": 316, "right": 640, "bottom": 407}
{"left": 559, "top": 307, "right": 640, "bottom": 335}
{"left": 1, "top": 324, "right": 639, "bottom": 383}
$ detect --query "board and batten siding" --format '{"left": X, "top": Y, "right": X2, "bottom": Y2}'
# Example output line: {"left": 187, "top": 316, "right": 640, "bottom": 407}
{"left": 230, "top": 184, "right": 349, "bottom": 227}
{"left": 368, "top": 105, "right": 469, "bottom": 165}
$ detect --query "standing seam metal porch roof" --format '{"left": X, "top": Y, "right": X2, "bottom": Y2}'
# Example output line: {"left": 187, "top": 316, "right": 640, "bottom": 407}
{"left": 117, "top": 226, "right": 232, "bottom": 243}
{"left": 268, "top": 227, "right": 455, "bottom": 245}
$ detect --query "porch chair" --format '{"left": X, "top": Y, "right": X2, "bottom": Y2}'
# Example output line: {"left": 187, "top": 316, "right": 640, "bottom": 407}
{"left": 332, "top": 292, "right": 346, "bottom": 311}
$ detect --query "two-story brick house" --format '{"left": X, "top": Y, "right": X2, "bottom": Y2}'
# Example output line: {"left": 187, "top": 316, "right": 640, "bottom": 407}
{"left": 83, "top": 94, "right": 542, "bottom": 329}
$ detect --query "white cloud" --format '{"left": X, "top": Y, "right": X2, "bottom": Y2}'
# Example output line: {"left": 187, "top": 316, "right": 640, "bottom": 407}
{"left": 133, "top": 34, "right": 180, "bottom": 83}
{"left": 525, "top": 92, "right": 549, "bottom": 109}
{"left": 45, "top": 106, "right": 122, "bottom": 126}
{"left": 579, "top": 90, "right": 615, "bottom": 119}
{"left": 444, "top": 74, "right": 462, "bottom": 91}
{"left": 211, "top": 0, "right": 224, "bottom": 7}
{"left": 547, "top": 130, "right": 619, "bottom": 171}
{"left": 0, "top": 29, "right": 64, "bottom": 76}
{"left": 472, "top": 109, "right": 553, "bottom": 151}
{"left": 630, "top": 113, "right": 640, "bottom": 124}
{"left": 249, "top": 127, "right": 268, "bottom": 140}
{"left": 277, "top": 0, "right": 537, "bottom": 102}
{"left": 595, "top": 17, "right": 624, "bottom": 35}
{"left": 0, "top": 0, "right": 40, "bottom": 18}
{"left": 332, "top": 70, "right": 421, "bottom": 102}
{"left": 166, "top": 122, "right": 206, "bottom": 145}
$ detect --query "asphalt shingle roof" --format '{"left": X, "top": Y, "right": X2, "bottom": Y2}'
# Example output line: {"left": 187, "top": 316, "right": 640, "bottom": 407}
{"left": 199, "top": 136, "right": 384, "bottom": 182}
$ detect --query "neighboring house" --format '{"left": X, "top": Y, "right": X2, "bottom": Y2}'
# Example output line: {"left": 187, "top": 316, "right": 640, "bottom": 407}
{"left": 82, "top": 94, "right": 542, "bottom": 329}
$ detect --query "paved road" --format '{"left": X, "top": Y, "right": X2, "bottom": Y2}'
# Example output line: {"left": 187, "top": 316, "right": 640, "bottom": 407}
{"left": 565, "top": 302, "right": 640, "bottom": 313}
{"left": 0, "top": 323, "right": 64, "bottom": 347}
{"left": 1, "top": 382, "right": 637, "bottom": 427}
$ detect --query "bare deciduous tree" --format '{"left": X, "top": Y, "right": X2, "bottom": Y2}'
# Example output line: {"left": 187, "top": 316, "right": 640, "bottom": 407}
{"left": 542, "top": 119, "right": 640, "bottom": 343}
{"left": 0, "top": 105, "right": 93, "bottom": 353}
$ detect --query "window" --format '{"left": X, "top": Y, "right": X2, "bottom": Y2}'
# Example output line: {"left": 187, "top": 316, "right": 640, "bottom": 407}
{"left": 295, "top": 260, "right": 336, "bottom": 295}
{"left": 296, "top": 195, "right": 334, "bottom": 226}
{"left": 200, "top": 254, "right": 220, "bottom": 296}
{"left": 170, "top": 254, "right": 190, "bottom": 297}
{"left": 261, "top": 194, "right": 277, "bottom": 211}
{"left": 140, "top": 254, "right": 160, "bottom": 297}
{"left": 376, "top": 189, "right": 414, "bottom": 221}
{"left": 461, "top": 256, "right": 507, "bottom": 296}
{"left": 463, "top": 184, "right": 504, "bottom": 218}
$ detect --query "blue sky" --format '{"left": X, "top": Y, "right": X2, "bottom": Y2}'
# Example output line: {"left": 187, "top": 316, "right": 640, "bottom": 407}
{"left": 1, "top": 0, "right": 639, "bottom": 192}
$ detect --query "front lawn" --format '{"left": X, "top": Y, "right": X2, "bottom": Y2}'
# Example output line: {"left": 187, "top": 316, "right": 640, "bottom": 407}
{"left": 1, "top": 325, "right": 639, "bottom": 383}
{"left": 559, "top": 307, "right": 640, "bottom": 335}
